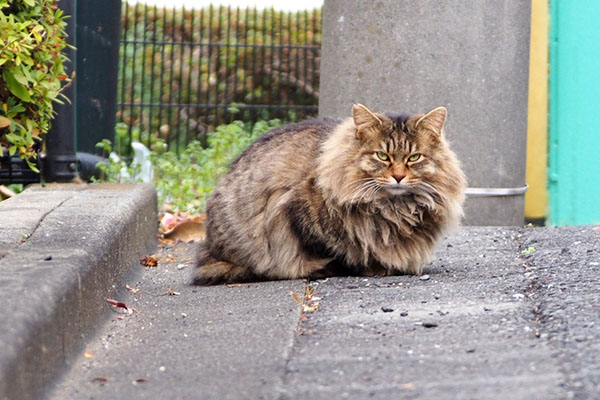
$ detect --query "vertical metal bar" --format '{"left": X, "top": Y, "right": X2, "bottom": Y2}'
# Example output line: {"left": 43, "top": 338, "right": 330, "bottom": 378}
{"left": 311, "top": 7, "right": 318, "bottom": 117}
{"left": 204, "top": 5, "right": 213, "bottom": 134}
{"left": 166, "top": 6, "right": 177, "bottom": 147}
{"left": 44, "top": 0, "right": 76, "bottom": 182}
{"left": 214, "top": 6, "right": 223, "bottom": 125}
{"left": 127, "top": 2, "right": 140, "bottom": 149}
{"left": 184, "top": 7, "right": 195, "bottom": 146}
{"left": 231, "top": 7, "right": 241, "bottom": 123}
{"left": 157, "top": 6, "right": 168, "bottom": 143}
{"left": 175, "top": 6, "right": 186, "bottom": 153}
{"left": 241, "top": 7, "right": 249, "bottom": 124}
{"left": 261, "top": 8, "right": 268, "bottom": 120}
{"left": 195, "top": 6, "right": 205, "bottom": 142}
{"left": 139, "top": 3, "right": 148, "bottom": 144}
{"left": 303, "top": 10, "right": 309, "bottom": 108}
{"left": 269, "top": 8, "right": 275, "bottom": 119}
{"left": 251, "top": 7, "right": 258, "bottom": 124}
{"left": 118, "top": 1, "right": 130, "bottom": 152}
{"left": 295, "top": 10, "right": 301, "bottom": 119}
{"left": 286, "top": 11, "right": 292, "bottom": 114}
{"left": 278, "top": 10, "right": 285, "bottom": 119}
{"left": 223, "top": 6, "right": 232, "bottom": 123}
{"left": 148, "top": 5, "right": 158, "bottom": 149}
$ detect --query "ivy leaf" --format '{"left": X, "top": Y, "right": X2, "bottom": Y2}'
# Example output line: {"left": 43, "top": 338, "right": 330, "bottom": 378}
{"left": 2, "top": 69, "right": 32, "bottom": 102}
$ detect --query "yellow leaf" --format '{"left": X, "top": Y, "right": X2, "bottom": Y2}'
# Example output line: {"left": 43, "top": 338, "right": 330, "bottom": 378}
{"left": 84, "top": 350, "right": 94, "bottom": 358}
{"left": 302, "top": 302, "right": 320, "bottom": 312}
{"left": 0, "top": 116, "right": 10, "bottom": 129}
{"left": 290, "top": 291, "right": 303, "bottom": 305}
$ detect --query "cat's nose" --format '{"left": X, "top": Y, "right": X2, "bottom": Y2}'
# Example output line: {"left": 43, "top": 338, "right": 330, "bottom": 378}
{"left": 392, "top": 174, "right": 405, "bottom": 183}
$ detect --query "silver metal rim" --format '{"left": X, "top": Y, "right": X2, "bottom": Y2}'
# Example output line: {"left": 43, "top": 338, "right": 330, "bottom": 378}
{"left": 465, "top": 185, "right": 529, "bottom": 198}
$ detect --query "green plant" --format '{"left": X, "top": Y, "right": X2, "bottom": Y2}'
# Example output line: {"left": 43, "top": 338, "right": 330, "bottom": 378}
{"left": 0, "top": 0, "right": 70, "bottom": 171}
{"left": 98, "top": 119, "right": 281, "bottom": 214}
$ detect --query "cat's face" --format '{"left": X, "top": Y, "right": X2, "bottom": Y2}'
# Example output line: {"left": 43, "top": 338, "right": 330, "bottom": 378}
{"left": 351, "top": 104, "right": 450, "bottom": 202}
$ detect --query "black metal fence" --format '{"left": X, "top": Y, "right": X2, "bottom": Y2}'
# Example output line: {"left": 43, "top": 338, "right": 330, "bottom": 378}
{"left": 117, "top": 2, "right": 322, "bottom": 154}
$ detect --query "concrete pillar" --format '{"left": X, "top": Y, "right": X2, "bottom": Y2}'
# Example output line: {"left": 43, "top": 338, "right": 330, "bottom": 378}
{"left": 319, "top": 0, "right": 531, "bottom": 226}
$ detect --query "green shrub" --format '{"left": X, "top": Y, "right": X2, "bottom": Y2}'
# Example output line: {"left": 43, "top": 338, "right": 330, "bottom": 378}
{"left": 97, "top": 119, "right": 282, "bottom": 214}
{"left": 0, "top": 0, "right": 70, "bottom": 171}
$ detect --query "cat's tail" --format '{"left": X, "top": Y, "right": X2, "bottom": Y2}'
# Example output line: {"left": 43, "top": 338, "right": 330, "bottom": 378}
{"left": 191, "top": 241, "right": 258, "bottom": 285}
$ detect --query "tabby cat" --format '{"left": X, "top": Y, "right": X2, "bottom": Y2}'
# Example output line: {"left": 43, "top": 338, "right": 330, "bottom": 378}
{"left": 193, "top": 104, "right": 466, "bottom": 285}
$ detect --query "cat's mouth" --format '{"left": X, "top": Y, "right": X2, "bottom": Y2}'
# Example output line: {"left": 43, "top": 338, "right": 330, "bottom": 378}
{"left": 385, "top": 183, "right": 412, "bottom": 196}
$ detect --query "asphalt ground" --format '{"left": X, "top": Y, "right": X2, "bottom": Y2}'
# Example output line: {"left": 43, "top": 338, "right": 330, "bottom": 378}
{"left": 46, "top": 225, "right": 600, "bottom": 400}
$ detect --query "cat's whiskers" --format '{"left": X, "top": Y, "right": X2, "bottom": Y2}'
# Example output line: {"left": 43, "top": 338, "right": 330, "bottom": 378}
{"left": 357, "top": 182, "right": 382, "bottom": 204}
{"left": 349, "top": 180, "right": 378, "bottom": 204}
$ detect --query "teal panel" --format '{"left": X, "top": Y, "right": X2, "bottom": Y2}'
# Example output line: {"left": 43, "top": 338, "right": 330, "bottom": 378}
{"left": 549, "top": 1, "right": 600, "bottom": 225}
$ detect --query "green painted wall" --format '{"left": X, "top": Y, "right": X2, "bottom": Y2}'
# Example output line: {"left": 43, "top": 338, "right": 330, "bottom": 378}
{"left": 549, "top": 1, "right": 600, "bottom": 225}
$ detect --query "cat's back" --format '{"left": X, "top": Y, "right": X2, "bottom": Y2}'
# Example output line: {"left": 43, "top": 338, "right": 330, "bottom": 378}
{"left": 223, "top": 118, "right": 339, "bottom": 187}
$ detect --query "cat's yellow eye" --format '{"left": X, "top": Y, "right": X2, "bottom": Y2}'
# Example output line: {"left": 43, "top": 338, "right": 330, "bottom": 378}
{"left": 376, "top": 151, "right": 390, "bottom": 162}
{"left": 407, "top": 153, "right": 421, "bottom": 163}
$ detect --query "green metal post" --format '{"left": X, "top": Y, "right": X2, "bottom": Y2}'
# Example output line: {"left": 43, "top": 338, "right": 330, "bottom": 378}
{"left": 549, "top": 1, "right": 600, "bottom": 225}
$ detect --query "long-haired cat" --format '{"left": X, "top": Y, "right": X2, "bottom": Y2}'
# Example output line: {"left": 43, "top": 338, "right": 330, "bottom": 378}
{"left": 193, "top": 104, "right": 466, "bottom": 285}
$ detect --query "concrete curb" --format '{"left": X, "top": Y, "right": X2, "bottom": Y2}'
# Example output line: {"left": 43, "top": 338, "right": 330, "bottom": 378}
{"left": 0, "top": 183, "right": 157, "bottom": 400}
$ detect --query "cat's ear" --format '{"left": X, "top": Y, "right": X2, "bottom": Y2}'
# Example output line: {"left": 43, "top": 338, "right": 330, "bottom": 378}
{"left": 415, "top": 107, "right": 447, "bottom": 137}
{"left": 352, "top": 104, "right": 382, "bottom": 139}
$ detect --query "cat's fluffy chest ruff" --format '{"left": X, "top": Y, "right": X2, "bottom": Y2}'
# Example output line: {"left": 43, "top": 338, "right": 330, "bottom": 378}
{"left": 193, "top": 104, "right": 466, "bottom": 285}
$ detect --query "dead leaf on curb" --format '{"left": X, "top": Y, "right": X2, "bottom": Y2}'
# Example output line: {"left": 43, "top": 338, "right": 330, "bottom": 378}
{"left": 106, "top": 298, "right": 135, "bottom": 314}
{"left": 140, "top": 254, "right": 158, "bottom": 267}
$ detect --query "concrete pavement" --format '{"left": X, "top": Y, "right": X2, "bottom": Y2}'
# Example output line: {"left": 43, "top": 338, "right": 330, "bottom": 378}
{"left": 0, "top": 184, "right": 157, "bottom": 400}
{"left": 47, "top": 225, "right": 600, "bottom": 399}
{"left": 1, "top": 184, "right": 599, "bottom": 399}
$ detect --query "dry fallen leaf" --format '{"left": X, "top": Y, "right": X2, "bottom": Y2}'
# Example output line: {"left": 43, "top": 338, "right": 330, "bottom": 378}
{"left": 125, "top": 284, "right": 140, "bottom": 293}
{"left": 166, "top": 287, "right": 180, "bottom": 296}
{"left": 290, "top": 290, "right": 320, "bottom": 312}
{"left": 290, "top": 291, "right": 303, "bottom": 305}
{"left": 140, "top": 254, "right": 158, "bottom": 267}
{"left": 302, "top": 302, "right": 320, "bottom": 312}
{"left": 162, "top": 219, "right": 206, "bottom": 243}
{"left": 0, "top": 185, "right": 17, "bottom": 200}
{"left": 84, "top": 350, "right": 94, "bottom": 358}
{"left": 106, "top": 298, "right": 135, "bottom": 314}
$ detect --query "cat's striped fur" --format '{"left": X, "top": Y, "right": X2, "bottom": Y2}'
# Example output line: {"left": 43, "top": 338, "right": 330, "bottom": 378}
{"left": 193, "top": 104, "right": 466, "bottom": 285}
